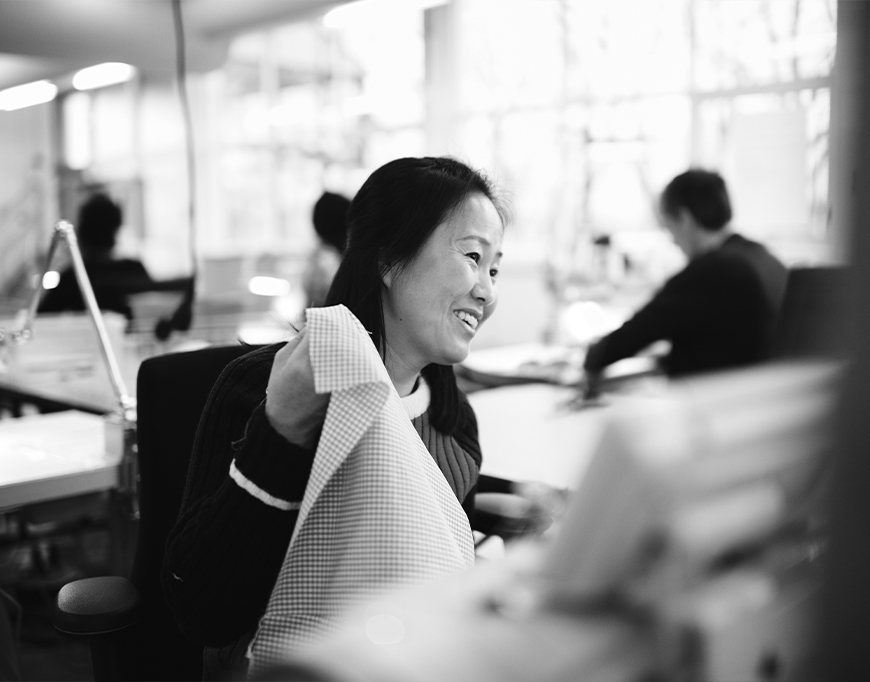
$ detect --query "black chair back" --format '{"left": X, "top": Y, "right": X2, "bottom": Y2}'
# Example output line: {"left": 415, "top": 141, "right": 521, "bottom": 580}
{"left": 119, "top": 343, "right": 255, "bottom": 681}
{"left": 772, "top": 265, "right": 854, "bottom": 360}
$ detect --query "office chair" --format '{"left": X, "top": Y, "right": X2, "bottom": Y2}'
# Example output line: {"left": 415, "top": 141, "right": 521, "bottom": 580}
{"left": 772, "top": 265, "right": 854, "bottom": 360}
{"left": 51, "top": 343, "right": 544, "bottom": 680}
{"left": 52, "top": 343, "right": 255, "bottom": 681}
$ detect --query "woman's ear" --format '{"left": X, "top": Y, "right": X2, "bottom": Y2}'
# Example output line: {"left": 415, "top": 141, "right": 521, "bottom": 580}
{"left": 380, "top": 262, "right": 396, "bottom": 288}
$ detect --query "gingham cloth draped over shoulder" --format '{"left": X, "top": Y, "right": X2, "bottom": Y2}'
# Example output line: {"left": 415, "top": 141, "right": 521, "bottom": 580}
{"left": 247, "top": 305, "right": 475, "bottom": 677}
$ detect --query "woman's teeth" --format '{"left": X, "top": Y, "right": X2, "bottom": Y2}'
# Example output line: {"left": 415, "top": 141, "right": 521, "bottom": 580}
{"left": 455, "top": 311, "right": 478, "bottom": 330}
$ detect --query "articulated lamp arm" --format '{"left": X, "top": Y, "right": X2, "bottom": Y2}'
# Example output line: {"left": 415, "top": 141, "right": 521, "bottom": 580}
{"left": 2, "top": 220, "right": 134, "bottom": 415}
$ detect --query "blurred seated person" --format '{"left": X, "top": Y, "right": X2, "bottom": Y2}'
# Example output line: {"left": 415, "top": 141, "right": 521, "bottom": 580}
{"left": 583, "top": 169, "right": 788, "bottom": 396}
{"left": 301, "top": 191, "right": 351, "bottom": 308}
{"left": 38, "top": 193, "right": 191, "bottom": 324}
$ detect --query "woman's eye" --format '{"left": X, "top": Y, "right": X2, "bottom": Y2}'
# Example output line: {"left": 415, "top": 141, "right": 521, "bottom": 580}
{"left": 467, "top": 252, "right": 481, "bottom": 263}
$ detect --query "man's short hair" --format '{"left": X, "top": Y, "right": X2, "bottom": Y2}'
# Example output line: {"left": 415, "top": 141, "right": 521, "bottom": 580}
{"left": 660, "top": 169, "right": 732, "bottom": 231}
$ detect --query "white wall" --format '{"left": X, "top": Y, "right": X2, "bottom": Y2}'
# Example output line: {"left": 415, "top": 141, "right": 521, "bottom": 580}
{"left": 0, "top": 102, "right": 58, "bottom": 311}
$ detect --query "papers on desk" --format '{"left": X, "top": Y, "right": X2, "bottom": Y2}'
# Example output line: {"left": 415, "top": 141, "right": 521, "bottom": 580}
{"left": 0, "top": 410, "right": 119, "bottom": 511}
{"left": 0, "top": 312, "right": 134, "bottom": 413}
{"left": 2, "top": 311, "right": 126, "bottom": 376}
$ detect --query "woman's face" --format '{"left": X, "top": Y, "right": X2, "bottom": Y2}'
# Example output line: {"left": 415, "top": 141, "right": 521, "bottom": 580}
{"left": 381, "top": 193, "right": 504, "bottom": 386}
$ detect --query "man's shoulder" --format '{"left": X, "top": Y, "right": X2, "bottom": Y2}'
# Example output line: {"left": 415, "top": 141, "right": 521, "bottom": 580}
{"left": 721, "top": 233, "right": 783, "bottom": 262}
{"left": 720, "top": 234, "right": 789, "bottom": 282}
{"left": 668, "top": 244, "right": 760, "bottom": 290}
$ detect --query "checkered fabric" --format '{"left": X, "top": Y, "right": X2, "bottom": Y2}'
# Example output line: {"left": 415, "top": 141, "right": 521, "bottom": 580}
{"left": 247, "top": 305, "right": 475, "bottom": 677}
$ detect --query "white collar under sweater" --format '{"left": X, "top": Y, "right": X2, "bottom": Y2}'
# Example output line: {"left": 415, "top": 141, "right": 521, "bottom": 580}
{"left": 401, "top": 376, "right": 430, "bottom": 420}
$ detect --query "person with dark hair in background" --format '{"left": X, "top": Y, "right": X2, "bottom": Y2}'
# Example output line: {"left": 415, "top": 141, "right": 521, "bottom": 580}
{"left": 163, "top": 157, "right": 513, "bottom": 679}
{"left": 582, "top": 168, "right": 788, "bottom": 395}
{"left": 38, "top": 193, "right": 154, "bottom": 321}
{"left": 301, "top": 191, "right": 352, "bottom": 308}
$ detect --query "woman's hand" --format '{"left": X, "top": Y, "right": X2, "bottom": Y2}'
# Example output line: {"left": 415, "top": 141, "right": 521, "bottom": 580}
{"left": 508, "top": 481, "right": 571, "bottom": 536}
{"left": 579, "top": 368, "right": 604, "bottom": 401}
{"left": 265, "top": 327, "right": 330, "bottom": 449}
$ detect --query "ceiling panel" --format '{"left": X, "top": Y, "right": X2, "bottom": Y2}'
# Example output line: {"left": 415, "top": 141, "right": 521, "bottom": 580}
{"left": 0, "top": 0, "right": 346, "bottom": 90}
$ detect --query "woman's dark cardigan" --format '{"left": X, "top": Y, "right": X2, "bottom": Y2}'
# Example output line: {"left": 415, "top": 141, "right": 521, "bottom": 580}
{"left": 162, "top": 343, "right": 485, "bottom": 647}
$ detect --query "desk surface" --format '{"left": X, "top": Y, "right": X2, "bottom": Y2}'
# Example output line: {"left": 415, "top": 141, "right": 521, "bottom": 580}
{"left": 0, "top": 311, "right": 142, "bottom": 414}
{"left": 0, "top": 410, "right": 119, "bottom": 512}
{"left": 0, "top": 351, "right": 632, "bottom": 512}
{"left": 470, "top": 383, "right": 614, "bottom": 490}
{"left": 0, "top": 364, "right": 135, "bottom": 415}
{"left": 0, "top": 381, "right": 612, "bottom": 513}
{"left": 0, "top": 309, "right": 294, "bottom": 415}
{"left": 460, "top": 342, "right": 661, "bottom": 388}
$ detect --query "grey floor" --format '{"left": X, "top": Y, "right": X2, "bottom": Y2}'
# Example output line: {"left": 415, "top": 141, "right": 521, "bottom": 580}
{"left": 3, "top": 504, "right": 112, "bottom": 682}
{"left": 18, "top": 589, "right": 93, "bottom": 681}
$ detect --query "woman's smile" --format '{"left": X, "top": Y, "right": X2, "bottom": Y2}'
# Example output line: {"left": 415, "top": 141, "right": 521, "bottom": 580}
{"left": 454, "top": 308, "right": 481, "bottom": 332}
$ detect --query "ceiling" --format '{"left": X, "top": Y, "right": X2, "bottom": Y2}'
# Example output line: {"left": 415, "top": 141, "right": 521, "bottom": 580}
{"left": 0, "top": 0, "right": 347, "bottom": 90}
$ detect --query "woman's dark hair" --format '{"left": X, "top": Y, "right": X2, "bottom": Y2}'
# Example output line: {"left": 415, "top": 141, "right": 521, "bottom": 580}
{"left": 312, "top": 191, "right": 351, "bottom": 253}
{"left": 77, "top": 193, "right": 123, "bottom": 251}
{"left": 660, "top": 169, "right": 732, "bottom": 231}
{"left": 324, "top": 156, "right": 509, "bottom": 435}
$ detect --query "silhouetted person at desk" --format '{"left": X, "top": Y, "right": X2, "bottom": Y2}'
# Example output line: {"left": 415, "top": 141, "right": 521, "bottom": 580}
{"left": 39, "top": 193, "right": 194, "bottom": 334}
{"left": 301, "top": 191, "right": 351, "bottom": 308}
{"left": 583, "top": 169, "right": 788, "bottom": 394}
{"left": 38, "top": 193, "right": 153, "bottom": 322}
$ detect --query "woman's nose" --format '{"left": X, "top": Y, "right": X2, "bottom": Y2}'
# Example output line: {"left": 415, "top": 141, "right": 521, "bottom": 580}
{"left": 472, "top": 273, "right": 497, "bottom": 306}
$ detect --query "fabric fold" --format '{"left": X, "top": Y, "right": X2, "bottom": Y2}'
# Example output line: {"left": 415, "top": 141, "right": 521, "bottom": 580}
{"left": 248, "top": 305, "right": 474, "bottom": 677}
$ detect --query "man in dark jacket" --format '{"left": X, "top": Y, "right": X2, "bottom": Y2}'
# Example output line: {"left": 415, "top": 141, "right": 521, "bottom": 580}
{"left": 583, "top": 169, "right": 788, "bottom": 392}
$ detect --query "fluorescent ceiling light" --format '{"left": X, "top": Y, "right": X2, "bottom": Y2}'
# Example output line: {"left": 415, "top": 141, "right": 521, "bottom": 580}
{"left": 0, "top": 80, "right": 58, "bottom": 111}
{"left": 73, "top": 62, "right": 136, "bottom": 91}
{"left": 324, "top": 0, "right": 447, "bottom": 28}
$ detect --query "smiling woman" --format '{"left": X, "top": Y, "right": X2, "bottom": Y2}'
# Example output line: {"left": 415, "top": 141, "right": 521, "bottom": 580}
{"left": 325, "top": 156, "right": 510, "bottom": 431}
{"left": 162, "top": 156, "right": 511, "bottom": 680}
{"left": 381, "top": 192, "right": 504, "bottom": 394}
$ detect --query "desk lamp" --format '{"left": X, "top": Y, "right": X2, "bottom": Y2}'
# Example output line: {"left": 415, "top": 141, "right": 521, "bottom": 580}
{"left": 0, "top": 220, "right": 138, "bottom": 500}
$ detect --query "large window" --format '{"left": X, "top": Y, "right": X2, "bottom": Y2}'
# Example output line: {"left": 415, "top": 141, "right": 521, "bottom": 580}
{"left": 445, "top": 0, "right": 835, "bottom": 259}
{"left": 432, "top": 0, "right": 836, "bottom": 344}
{"left": 58, "top": 0, "right": 837, "bottom": 345}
